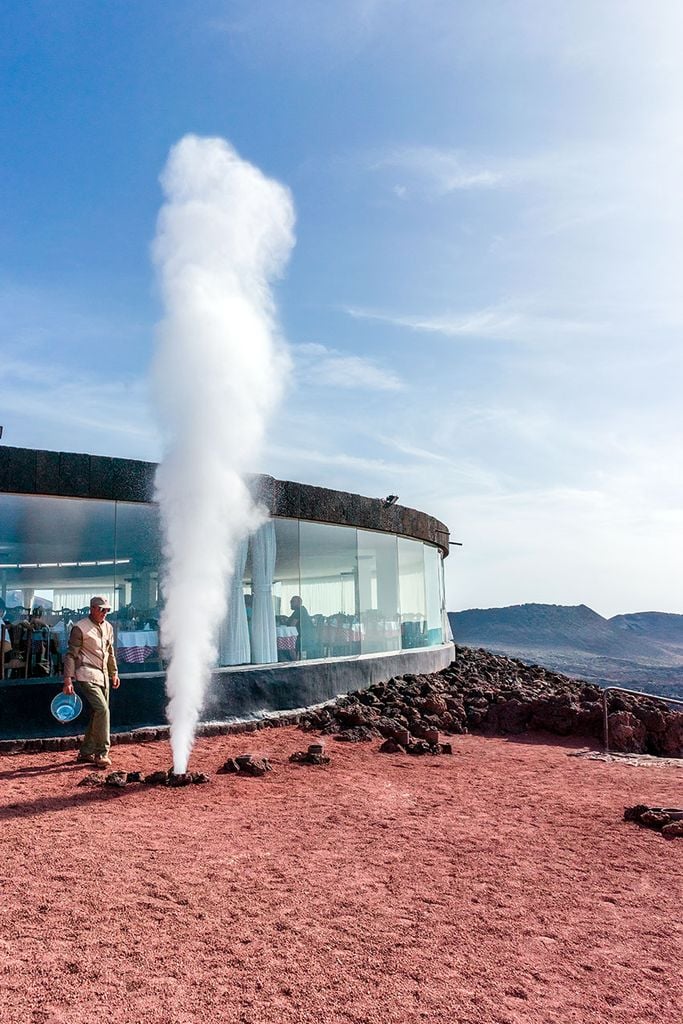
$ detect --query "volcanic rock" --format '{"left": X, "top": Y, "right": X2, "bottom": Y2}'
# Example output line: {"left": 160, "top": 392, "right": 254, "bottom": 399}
{"left": 141, "top": 769, "right": 210, "bottom": 786}
{"left": 104, "top": 771, "right": 128, "bottom": 788}
{"left": 169, "top": 772, "right": 193, "bottom": 787}
{"left": 640, "top": 810, "right": 672, "bottom": 828}
{"left": 218, "top": 754, "right": 271, "bottom": 777}
{"left": 623, "top": 804, "right": 650, "bottom": 822}
{"left": 333, "top": 726, "right": 376, "bottom": 743}
{"left": 299, "top": 645, "right": 683, "bottom": 757}
{"left": 379, "top": 738, "right": 405, "bottom": 754}
{"left": 406, "top": 739, "right": 438, "bottom": 756}
{"left": 659, "top": 715, "right": 683, "bottom": 758}
{"left": 607, "top": 712, "right": 647, "bottom": 754}
{"left": 289, "top": 743, "right": 331, "bottom": 766}
{"left": 624, "top": 804, "right": 683, "bottom": 835}
{"left": 77, "top": 772, "right": 104, "bottom": 787}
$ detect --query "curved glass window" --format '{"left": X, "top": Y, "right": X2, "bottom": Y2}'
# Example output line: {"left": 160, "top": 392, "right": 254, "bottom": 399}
{"left": 358, "top": 529, "right": 400, "bottom": 654}
{"left": 299, "top": 521, "right": 359, "bottom": 659}
{"left": 397, "top": 536, "right": 427, "bottom": 648}
{"left": 0, "top": 494, "right": 447, "bottom": 682}
{"left": 423, "top": 543, "right": 444, "bottom": 646}
{"left": 0, "top": 494, "right": 117, "bottom": 679}
{"left": 113, "top": 501, "right": 163, "bottom": 672}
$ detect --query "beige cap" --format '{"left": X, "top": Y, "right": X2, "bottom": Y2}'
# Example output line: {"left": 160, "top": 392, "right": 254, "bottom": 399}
{"left": 90, "top": 595, "right": 111, "bottom": 610}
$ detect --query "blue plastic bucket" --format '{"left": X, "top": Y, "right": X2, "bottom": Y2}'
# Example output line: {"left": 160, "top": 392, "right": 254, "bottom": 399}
{"left": 50, "top": 692, "right": 83, "bottom": 723}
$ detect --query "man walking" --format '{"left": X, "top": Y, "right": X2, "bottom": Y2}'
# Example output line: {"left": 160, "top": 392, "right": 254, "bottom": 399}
{"left": 63, "top": 596, "right": 120, "bottom": 769}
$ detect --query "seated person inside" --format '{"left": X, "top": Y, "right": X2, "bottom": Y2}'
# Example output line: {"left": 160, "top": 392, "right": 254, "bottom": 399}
{"left": 286, "top": 595, "right": 320, "bottom": 659}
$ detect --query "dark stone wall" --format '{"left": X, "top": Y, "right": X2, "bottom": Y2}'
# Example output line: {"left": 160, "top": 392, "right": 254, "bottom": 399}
{"left": 0, "top": 445, "right": 450, "bottom": 554}
{"left": 0, "top": 446, "right": 157, "bottom": 502}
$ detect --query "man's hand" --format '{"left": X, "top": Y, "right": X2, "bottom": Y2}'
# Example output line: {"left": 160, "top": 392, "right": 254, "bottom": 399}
{"left": 63, "top": 677, "right": 74, "bottom": 695}
{"left": 112, "top": 675, "right": 121, "bottom": 689}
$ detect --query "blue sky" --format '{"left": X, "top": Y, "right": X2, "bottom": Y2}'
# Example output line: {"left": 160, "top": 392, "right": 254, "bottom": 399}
{"left": 2, "top": 0, "right": 682, "bottom": 616}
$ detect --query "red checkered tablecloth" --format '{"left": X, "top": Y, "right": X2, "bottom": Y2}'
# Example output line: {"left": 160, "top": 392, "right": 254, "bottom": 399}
{"left": 117, "top": 630, "right": 159, "bottom": 665}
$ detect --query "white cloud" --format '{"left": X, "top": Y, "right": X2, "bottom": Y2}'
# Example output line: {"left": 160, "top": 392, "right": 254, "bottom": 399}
{"left": 0, "top": 357, "right": 157, "bottom": 459}
{"left": 0, "top": 282, "right": 157, "bottom": 458}
{"left": 444, "top": 480, "right": 683, "bottom": 618}
{"left": 293, "top": 341, "right": 404, "bottom": 390}
{"left": 207, "top": 0, "right": 401, "bottom": 63}
{"left": 371, "top": 145, "right": 505, "bottom": 196}
{"left": 267, "top": 442, "right": 403, "bottom": 476}
{"left": 377, "top": 435, "right": 448, "bottom": 463}
{"left": 345, "top": 304, "right": 603, "bottom": 342}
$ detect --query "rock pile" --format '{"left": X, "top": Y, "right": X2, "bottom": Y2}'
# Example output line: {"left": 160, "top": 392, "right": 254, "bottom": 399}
{"left": 300, "top": 645, "right": 683, "bottom": 757}
{"left": 217, "top": 754, "right": 272, "bottom": 777}
{"left": 289, "top": 742, "right": 331, "bottom": 766}
{"left": 77, "top": 769, "right": 209, "bottom": 787}
{"left": 624, "top": 805, "right": 683, "bottom": 837}
{"left": 142, "top": 769, "right": 209, "bottom": 786}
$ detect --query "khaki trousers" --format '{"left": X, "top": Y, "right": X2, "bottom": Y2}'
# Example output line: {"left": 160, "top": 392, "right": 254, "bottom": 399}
{"left": 76, "top": 679, "right": 111, "bottom": 758}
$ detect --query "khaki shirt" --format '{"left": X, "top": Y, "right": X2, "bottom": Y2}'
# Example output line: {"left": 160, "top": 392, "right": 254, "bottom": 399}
{"left": 63, "top": 616, "right": 118, "bottom": 688}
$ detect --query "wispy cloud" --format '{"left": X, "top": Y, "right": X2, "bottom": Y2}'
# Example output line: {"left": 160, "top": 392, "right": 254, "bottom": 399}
{"left": 267, "top": 442, "right": 405, "bottom": 476}
{"left": 377, "top": 434, "right": 448, "bottom": 463}
{"left": 207, "top": 0, "right": 399, "bottom": 64}
{"left": 345, "top": 304, "right": 603, "bottom": 342}
{"left": 0, "top": 357, "right": 157, "bottom": 457}
{"left": 293, "top": 341, "right": 404, "bottom": 390}
{"left": 370, "top": 145, "right": 505, "bottom": 197}
{"left": 367, "top": 144, "right": 590, "bottom": 200}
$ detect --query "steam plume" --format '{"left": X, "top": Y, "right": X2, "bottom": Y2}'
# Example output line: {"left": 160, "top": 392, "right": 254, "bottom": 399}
{"left": 151, "top": 135, "right": 295, "bottom": 773}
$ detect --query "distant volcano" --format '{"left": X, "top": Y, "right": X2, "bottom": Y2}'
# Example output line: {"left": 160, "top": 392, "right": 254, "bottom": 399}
{"left": 449, "top": 603, "right": 683, "bottom": 696}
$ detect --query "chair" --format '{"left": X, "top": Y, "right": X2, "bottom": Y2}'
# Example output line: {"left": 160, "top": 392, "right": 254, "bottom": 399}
{"left": 2, "top": 623, "right": 30, "bottom": 680}
{"left": 0, "top": 623, "right": 10, "bottom": 679}
{"left": 27, "top": 625, "right": 54, "bottom": 677}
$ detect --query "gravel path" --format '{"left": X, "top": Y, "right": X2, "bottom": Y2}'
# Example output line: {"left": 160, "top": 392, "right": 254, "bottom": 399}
{"left": 1, "top": 728, "right": 681, "bottom": 1024}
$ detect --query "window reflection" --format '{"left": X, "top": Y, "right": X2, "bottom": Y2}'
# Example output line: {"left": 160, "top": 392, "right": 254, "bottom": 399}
{"left": 0, "top": 494, "right": 116, "bottom": 680}
{"left": 299, "top": 521, "right": 359, "bottom": 658}
{"left": 423, "top": 543, "right": 444, "bottom": 647}
{"left": 112, "top": 502, "right": 163, "bottom": 672}
{"left": 358, "top": 530, "right": 400, "bottom": 654}
{"left": 398, "top": 537, "right": 427, "bottom": 648}
{"left": 271, "top": 518, "right": 300, "bottom": 662}
{"left": 0, "top": 492, "right": 447, "bottom": 683}
{"left": 217, "top": 517, "right": 301, "bottom": 667}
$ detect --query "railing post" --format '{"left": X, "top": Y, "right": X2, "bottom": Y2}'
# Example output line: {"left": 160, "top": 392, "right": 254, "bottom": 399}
{"left": 603, "top": 687, "right": 612, "bottom": 754}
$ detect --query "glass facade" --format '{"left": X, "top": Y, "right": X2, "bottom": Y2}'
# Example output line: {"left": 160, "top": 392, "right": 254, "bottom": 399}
{"left": 358, "top": 529, "right": 400, "bottom": 655}
{"left": 0, "top": 492, "right": 445, "bottom": 682}
{"left": 398, "top": 536, "right": 427, "bottom": 648}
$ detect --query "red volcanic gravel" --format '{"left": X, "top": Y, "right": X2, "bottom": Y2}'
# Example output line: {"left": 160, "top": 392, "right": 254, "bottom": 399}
{"left": 1, "top": 728, "right": 682, "bottom": 1024}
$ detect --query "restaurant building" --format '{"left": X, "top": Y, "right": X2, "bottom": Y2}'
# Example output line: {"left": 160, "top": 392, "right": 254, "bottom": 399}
{"left": 0, "top": 446, "right": 454, "bottom": 740}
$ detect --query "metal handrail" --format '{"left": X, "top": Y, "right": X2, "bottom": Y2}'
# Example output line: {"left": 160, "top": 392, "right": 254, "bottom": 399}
{"left": 602, "top": 686, "right": 683, "bottom": 753}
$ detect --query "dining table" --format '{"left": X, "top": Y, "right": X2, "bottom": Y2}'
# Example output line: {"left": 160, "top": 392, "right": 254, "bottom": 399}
{"left": 116, "top": 629, "right": 159, "bottom": 665}
{"left": 276, "top": 625, "right": 298, "bottom": 654}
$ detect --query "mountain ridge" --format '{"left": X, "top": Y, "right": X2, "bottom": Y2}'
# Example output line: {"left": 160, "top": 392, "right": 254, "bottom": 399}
{"left": 448, "top": 603, "right": 683, "bottom": 695}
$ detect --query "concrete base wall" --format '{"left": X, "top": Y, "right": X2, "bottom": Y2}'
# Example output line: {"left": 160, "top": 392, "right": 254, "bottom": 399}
{"left": 0, "top": 644, "right": 455, "bottom": 743}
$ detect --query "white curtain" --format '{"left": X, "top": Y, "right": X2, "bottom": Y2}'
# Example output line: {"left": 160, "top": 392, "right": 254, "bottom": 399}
{"left": 251, "top": 520, "right": 278, "bottom": 664}
{"left": 52, "top": 589, "right": 117, "bottom": 612}
{"left": 218, "top": 536, "right": 251, "bottom": 665}
{"left": 300, "top": 578, "right": 357, "bottom": 617}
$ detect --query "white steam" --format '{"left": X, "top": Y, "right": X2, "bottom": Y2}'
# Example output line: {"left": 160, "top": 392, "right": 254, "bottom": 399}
{"left": 151, "top": 135, "right": 295, "bottom": 773}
